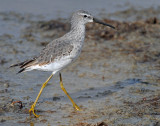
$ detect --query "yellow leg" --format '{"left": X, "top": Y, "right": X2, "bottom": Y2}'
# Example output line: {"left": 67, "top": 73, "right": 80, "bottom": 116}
{"left": 29, "top": 74, "right": 54, "bottom": 117}
{"left": 59, "top": 73, "right": 80, "bottom": 111}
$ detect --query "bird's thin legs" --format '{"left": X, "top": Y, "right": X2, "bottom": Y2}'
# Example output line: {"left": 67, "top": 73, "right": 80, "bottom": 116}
{"left": 29, "top": 74, "right": 54, "bottom": 117}
{"left": 59, "top": 73, "right": 80, "bottom": 111}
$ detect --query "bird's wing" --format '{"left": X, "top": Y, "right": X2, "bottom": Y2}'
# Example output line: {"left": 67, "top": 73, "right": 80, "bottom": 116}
{"left": 10, "top": 39, "right": 73, "bottom": 73}
{"left": 36, "top": 39, "right": 73, "bottom": 66}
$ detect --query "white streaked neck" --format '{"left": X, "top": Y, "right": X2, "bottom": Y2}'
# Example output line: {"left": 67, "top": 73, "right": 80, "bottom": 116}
{"left": 70, "top": 23, "right": 86, "bottom": 42}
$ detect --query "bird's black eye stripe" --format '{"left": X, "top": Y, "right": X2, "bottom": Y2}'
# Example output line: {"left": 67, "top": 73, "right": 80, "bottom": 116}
{"left": 84, "top": 15, "right": 87, "bottom": 18}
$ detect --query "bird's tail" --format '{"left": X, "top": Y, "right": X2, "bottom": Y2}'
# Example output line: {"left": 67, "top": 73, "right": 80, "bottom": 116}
{"left": 10, "top": 58, "right": 36, "bottom": 73}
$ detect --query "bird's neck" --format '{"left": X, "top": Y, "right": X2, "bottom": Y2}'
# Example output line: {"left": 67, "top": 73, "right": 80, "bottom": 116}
{"left": 70, "top": 23, "right": 86, "bottom": 44}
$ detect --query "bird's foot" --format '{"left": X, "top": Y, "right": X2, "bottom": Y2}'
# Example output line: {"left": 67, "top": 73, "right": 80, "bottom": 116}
{"left": 73, "top": 104, "right": 81, "bottom": 111}
{"left": 29, "top": 105, "right": 40, "bottom": 118}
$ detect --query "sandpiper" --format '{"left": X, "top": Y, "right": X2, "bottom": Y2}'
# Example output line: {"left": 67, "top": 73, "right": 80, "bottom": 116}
{"left": 10, "top": 10, "right": 115, "bottom": 117}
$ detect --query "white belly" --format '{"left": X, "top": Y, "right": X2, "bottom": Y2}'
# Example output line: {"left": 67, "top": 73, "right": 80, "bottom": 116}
{"left": 29, "top": 56, "right": 73, "bottom": 74}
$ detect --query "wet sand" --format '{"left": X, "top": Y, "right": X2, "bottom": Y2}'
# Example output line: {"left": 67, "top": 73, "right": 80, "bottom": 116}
{"left": 0, "top": 7, "right": 160, "bottom": 126}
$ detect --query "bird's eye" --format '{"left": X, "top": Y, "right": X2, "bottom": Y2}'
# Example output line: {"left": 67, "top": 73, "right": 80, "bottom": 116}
{"left": 84, "top": 15, "right": 87, "bottom": 18}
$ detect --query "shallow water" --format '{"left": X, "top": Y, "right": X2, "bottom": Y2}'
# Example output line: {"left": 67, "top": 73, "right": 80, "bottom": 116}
{"left": 0, "top": 0, "right": 160, "bottom": 19}
{"left": 0, "top": 1, "right": 160, "bottom": 126}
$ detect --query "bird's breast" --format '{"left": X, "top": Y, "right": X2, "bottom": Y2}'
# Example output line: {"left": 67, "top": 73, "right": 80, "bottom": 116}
{"left": 69, "top": 41, "right": 84, "bottom": 61}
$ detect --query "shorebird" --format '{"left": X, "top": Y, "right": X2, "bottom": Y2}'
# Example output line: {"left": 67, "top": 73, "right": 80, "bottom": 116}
{"left": 10, "top": 10, "right": 115, "bottom": 117}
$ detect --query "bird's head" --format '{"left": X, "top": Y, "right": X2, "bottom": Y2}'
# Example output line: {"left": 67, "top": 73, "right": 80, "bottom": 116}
{"left": 71, "top": 10, "right": 115, "bottom": 29}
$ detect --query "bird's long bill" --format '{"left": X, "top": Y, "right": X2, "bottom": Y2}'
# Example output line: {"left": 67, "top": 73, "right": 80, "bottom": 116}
{"left": 93, "top": 18, "right": 115, "bottom": 29}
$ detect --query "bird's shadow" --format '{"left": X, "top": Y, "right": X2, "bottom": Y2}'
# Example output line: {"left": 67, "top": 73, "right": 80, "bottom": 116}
{"left": 44, "top": 78, "right": 148, "bottom": 103}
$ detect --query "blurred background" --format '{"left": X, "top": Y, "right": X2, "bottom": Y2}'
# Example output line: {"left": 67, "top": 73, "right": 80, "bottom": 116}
{"left": 0, "top": 0, "right": 160, "bottom": 19}
{"left": 0, "top": 0, "right": 160, "bottom": 126}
